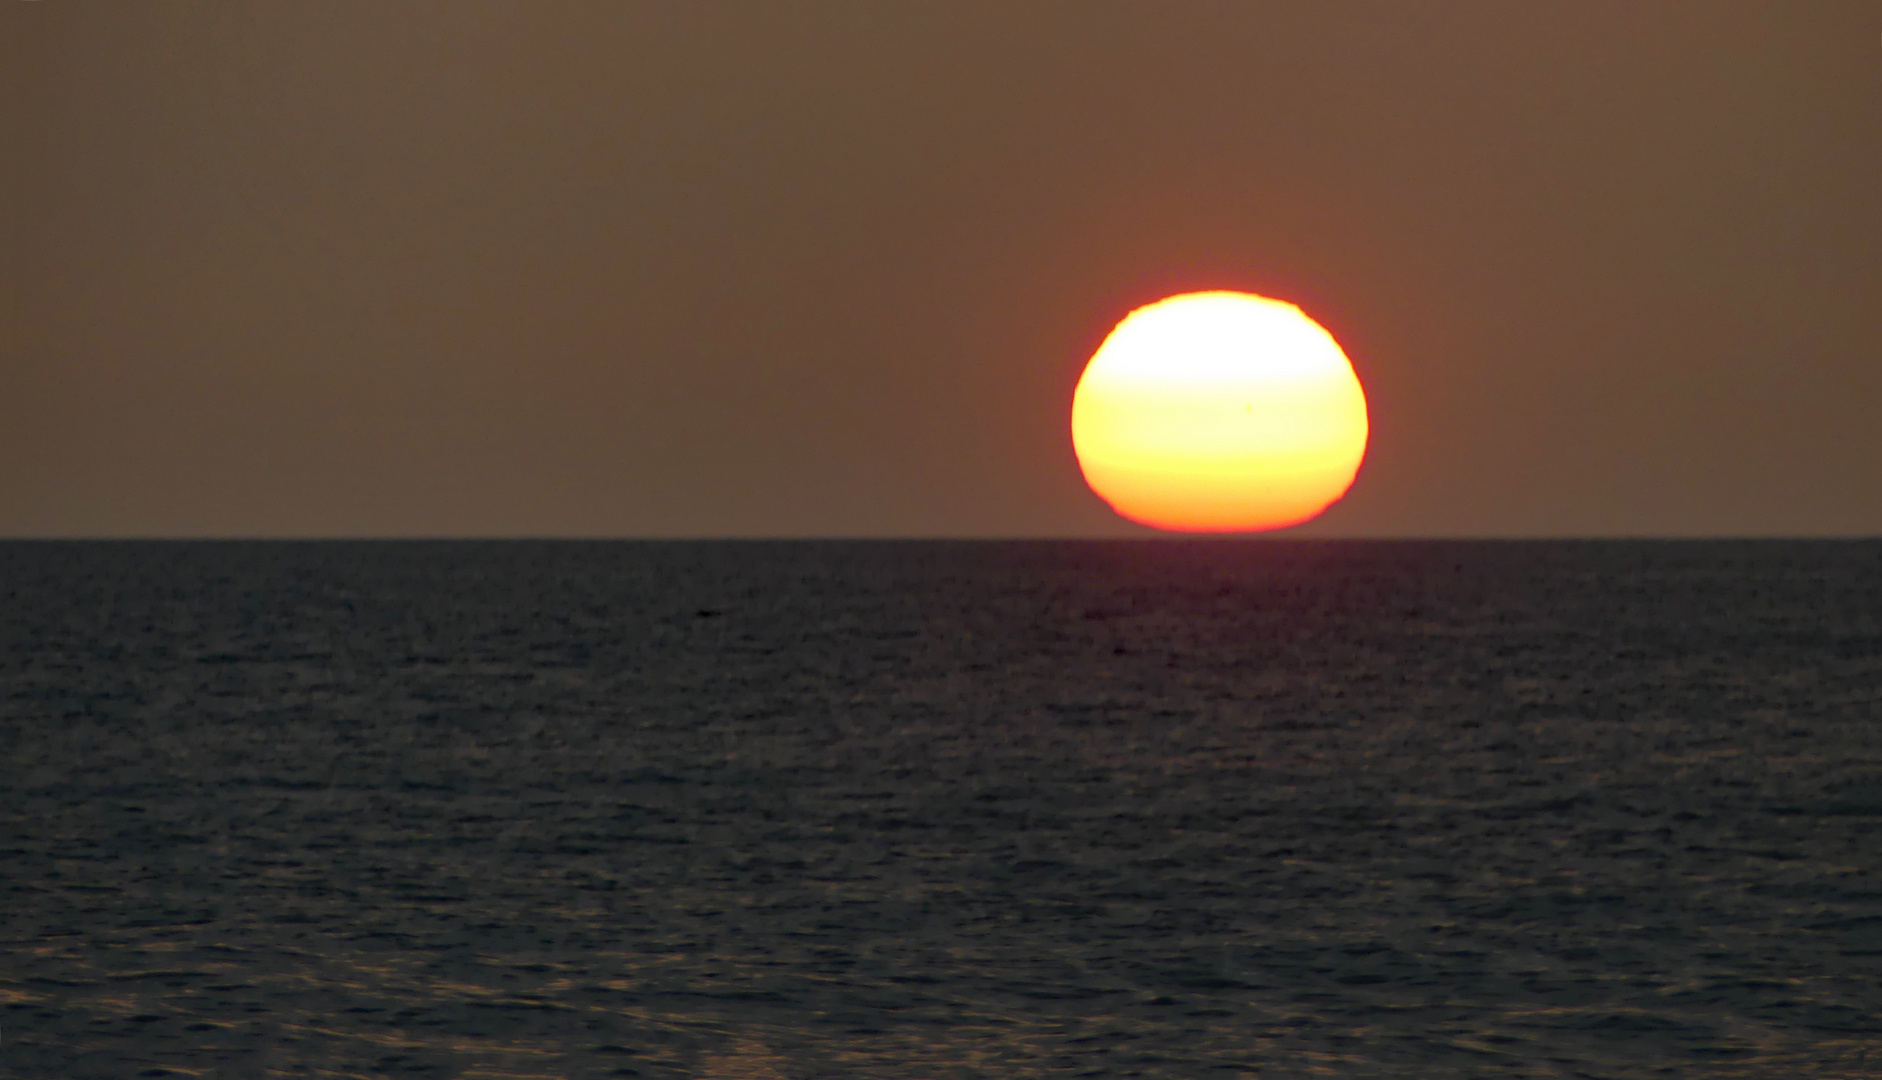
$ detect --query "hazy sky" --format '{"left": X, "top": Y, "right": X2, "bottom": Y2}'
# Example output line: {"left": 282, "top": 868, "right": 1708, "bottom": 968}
{"left": 6, "top": 2, "right": 1878, "bottom": 537}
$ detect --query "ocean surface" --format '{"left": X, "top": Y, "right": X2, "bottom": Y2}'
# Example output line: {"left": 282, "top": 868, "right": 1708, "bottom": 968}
{"left": 3, "top": 540, "right": 1881, "bottom": 1079}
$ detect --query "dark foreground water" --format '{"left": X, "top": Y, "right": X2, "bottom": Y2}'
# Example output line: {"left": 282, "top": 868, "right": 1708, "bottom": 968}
{"left": 3, "top": 540, "right": 1882, "bottom": 1079}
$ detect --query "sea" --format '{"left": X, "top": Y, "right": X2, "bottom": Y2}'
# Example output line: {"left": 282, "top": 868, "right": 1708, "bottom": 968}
{"left": 3, "top": 540, "right": 1880, "bottom": 1079}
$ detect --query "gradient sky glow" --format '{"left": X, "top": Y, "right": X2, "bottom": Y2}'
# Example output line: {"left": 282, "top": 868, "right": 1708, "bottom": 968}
{"left": 5, "top": 2, "right": 1878, "bottom": 537}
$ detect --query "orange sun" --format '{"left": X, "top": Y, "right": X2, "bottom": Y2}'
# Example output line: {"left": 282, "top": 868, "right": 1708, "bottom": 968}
{"left": 1071, "top": 291, "right": 1369, "bottom": 532}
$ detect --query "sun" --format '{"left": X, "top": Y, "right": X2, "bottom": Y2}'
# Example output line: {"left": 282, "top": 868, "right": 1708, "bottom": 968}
{"left": 1071, "top": 291, "right": 1369, "bottom": 532}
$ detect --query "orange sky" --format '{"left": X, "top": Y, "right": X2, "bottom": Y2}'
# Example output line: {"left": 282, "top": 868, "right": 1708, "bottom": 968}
{"left": 4, "top": 2, "right": 1879, "bottom": 537}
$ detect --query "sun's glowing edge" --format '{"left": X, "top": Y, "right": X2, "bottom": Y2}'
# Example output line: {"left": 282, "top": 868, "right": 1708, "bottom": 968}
{"left": 1070, "top": 291, "right": 1369, "bottom": 533}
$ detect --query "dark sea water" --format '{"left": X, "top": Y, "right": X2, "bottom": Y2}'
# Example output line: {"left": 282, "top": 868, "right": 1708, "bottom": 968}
{"left": 4, "top": 540, "right": 1882, "bottom": 1079}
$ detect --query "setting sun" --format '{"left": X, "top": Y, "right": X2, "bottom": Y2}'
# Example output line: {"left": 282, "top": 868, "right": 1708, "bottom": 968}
{"left": 1071, "top": 291, "right": 1369, "bottom": 532}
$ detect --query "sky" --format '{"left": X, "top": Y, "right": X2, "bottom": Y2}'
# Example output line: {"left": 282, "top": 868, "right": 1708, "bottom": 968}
{"left": 5, "top": 2, "right": 1878, "bottom": 538}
